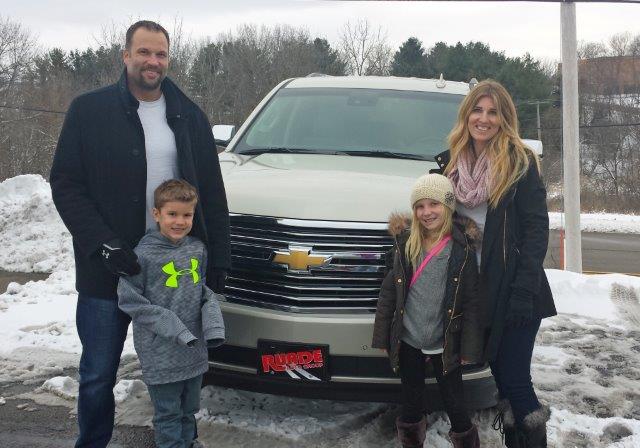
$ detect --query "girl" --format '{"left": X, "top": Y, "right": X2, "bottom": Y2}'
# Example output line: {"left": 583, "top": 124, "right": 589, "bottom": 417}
{"left": 437, "top": 79, "right": 556, "bottom": 448}
{"left": 372, "top": 173, "right": 483, "bottom": 448}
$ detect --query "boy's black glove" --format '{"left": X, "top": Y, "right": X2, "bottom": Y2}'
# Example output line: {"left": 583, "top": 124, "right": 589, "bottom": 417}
{"left": 99, "top": 238, "right": 141, "bottom": 276}
{"left": 505, "top": 289, "right": 533, "bottom": 328}
{"left": 206, "top": 268, "right": 227, "bottom": 293}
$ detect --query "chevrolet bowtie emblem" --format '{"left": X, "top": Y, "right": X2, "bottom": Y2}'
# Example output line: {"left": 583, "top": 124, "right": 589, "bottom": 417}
{"left": 272, "top": 247, "right": 331, "bottom": 272}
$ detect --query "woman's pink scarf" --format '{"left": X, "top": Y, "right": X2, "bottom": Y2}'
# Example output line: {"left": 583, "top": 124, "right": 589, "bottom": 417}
{"left": 448, "top": 149, "right": 490, "bottom": 208}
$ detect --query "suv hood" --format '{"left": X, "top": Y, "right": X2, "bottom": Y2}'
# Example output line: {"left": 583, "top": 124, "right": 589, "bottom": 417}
{"left": 218, "top": 152, "right": 437, "bottom": 222}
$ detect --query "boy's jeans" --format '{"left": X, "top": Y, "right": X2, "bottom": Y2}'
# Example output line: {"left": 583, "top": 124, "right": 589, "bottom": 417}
{"left": 147, "top": 375, "right": 203, "bottom": 448}
{"left": 75, "top": 294, "right": 130, "bottom": 448}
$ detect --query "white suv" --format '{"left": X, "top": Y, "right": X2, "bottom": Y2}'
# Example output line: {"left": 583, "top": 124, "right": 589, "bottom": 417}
{"left": 209, "top": 75, "right": 496, "bottom": 408}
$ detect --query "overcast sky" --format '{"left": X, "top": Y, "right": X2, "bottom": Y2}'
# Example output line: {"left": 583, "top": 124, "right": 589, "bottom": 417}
{"left": 2, "top": 1, "right": 639, "bottom": 62}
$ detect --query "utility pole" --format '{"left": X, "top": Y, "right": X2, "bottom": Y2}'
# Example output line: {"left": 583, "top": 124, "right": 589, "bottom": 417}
{"left": 561, "top": 1, "right": 583, "bottom": 272}
{"left": 536, "top": 101, "right": 542, "bottom": 141}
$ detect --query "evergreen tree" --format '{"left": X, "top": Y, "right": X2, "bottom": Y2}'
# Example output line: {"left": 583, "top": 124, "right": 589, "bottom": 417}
{"left": 312, "top": 38, "right": 346, "bottom": 76}
{"left": 419, "top": 41, "right": 552, "bottom": 138}
{"left": 390, "top": 37, "right": 427, "bottom": 77}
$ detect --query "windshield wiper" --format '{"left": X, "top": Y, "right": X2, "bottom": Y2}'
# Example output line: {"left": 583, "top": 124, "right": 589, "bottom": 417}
{"left": 237, "top": 147, "right": 431, "bottom": 161}
{"left": 337, "top": 150, "right": 430, "bottom": 161}
{"left": 237, "top": 147, "right": 321, "bottom": 156}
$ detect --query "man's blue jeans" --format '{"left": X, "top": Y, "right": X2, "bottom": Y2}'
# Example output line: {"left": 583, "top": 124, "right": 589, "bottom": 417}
{"left": 147, "top": 375, "right": 203, "bottom": 448}
{"left": 75, "top": 294, "right": 130, "bottom": 448}
{"left": 490, "top": 319, "right": 542, "bottom": 424}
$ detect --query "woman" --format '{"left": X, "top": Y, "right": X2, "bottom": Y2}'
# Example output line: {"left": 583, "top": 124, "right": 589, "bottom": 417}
{"left": 434, "top": 79, "right": 557, "bottom": 448}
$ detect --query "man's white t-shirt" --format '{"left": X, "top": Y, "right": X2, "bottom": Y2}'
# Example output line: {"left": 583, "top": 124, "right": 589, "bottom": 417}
{"left": 137, "top": 95, "right": 179, "bottom": 230}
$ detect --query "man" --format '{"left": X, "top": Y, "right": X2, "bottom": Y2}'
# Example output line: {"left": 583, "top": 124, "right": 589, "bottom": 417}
{"left": 50, "top": 20, "right": 229, "bottom": 448}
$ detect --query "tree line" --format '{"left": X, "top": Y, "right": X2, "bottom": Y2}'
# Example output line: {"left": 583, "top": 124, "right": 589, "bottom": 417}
{"left": 1, "top": 16, "right": 639, "bottom": 211}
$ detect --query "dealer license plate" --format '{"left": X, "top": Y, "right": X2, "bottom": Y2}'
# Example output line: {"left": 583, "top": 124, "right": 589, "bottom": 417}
{"left": 257, "top": 339, "right": 330, "bottom": 382}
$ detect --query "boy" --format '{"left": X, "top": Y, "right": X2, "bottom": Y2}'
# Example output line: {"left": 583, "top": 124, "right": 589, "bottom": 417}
{"left": 118, "top": 179, "right": 225, "bottom": 448}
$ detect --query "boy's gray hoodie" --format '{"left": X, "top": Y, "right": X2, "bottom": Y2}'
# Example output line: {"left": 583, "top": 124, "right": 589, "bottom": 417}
{"left": 118, "top": 230, "right": 225, "bottom": 385}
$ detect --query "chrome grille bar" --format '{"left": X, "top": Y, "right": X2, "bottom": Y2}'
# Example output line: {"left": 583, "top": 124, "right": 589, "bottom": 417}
{"left": 226, "top": 214, "right": 393, "bottom": 312}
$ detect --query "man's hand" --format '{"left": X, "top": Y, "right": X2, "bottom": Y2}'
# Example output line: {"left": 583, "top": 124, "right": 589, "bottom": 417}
{"left": 207, "top": 268, "right": 227, "bottom": 293}
{"left": 99, "top": 238, "right": 141, "bottom": 276}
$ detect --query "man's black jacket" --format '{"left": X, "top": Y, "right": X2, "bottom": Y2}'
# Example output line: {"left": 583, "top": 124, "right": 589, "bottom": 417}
{"left": 50, "top": 71, "right": 230, "bottom": 299}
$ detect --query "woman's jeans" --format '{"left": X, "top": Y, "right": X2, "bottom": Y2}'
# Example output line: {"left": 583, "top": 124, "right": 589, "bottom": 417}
{"left": 147, "top": 375, "right": 203, "bottom": 448}
{"left": 490, "top": 319, "right": 542, "bottom": 424}
{"left": 75, "top": 294, "right": 130, "bottom": 448}
{"left": 398, "top": 342, "right": 472, "bottom": 433}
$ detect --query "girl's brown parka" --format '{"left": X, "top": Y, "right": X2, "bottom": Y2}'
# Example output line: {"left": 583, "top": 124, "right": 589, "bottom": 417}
{"left": 371, "top": 214, "right": 484, "bottom": 375}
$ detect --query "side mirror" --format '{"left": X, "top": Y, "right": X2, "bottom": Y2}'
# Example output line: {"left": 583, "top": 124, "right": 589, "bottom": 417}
{"left": 522, "top": 139, "right": 543, "bottom": 159}
{"left": 212, "top": 124, "right": 236, "bottom": 148}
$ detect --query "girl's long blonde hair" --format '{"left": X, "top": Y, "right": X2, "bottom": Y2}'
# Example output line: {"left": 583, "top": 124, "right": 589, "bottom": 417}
{"left": 444, "top": 79, "right": 540, "bottom": 208}
{"left": 405, "top": 204, "right": 453, "bottom": 270}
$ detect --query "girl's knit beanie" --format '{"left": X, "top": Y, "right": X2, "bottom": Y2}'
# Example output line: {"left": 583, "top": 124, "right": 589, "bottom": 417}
{"left": 410, "top": 173, "right": 456, "bottom": 211}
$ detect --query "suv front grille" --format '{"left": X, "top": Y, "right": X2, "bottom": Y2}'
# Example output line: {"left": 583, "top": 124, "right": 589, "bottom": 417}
{"left": 225, "top": 214, "right": 393, "bottom": 312}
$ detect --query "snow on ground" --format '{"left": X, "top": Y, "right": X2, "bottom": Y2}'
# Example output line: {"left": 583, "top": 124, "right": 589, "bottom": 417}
{"left": 549, "top": 212, "right": 640, "bottom": 234}
{"left": 40, "top": 376, "right": 78, "bottom": 401}
{"left": 2, "top": 174, "right": 640, "bottom": 446}
{"left": 2, "top": 266, "right": 639, "bottom": 446}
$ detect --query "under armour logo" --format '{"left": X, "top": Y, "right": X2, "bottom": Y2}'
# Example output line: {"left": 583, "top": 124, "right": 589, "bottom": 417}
{"left": 162, "top": 259, "right": 200, "bottom": 288}
{"left": 102, "top": 250, "right": 110, "bottom": 259}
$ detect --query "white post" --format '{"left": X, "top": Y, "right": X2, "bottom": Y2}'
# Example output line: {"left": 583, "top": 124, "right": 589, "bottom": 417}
{"left": 561, "top": 1, "right": 583, "bottom": 272}
{"left": 536, "top": 102, "right": 542, "bottom": 141}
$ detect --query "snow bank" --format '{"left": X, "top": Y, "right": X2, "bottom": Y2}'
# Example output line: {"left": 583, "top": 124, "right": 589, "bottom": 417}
{"left": 549, "top": 212, "right": 640, "bottom": 234}
{"left": 0, "top": 268, "right": 81, "bottom": 355}
{"left": 545, "top": 269, "right": 640, "bottom": 322}
{"left": 0, "top": 175, "right": 73, "bottom": 272}
{"left": 0, "top": 267, "right": 135, "bottom": 358}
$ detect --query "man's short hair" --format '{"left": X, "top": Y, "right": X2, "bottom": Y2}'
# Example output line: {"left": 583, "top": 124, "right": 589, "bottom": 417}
{"left": 125, "top": 20, "right": 170, "bottom": 50}
{"left": 154, "top": 179, "right": 198, "bottom": 209}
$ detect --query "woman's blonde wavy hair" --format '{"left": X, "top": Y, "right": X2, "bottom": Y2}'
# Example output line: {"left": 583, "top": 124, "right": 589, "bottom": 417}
{"left": 444, "top": 79, "right": 540, "bottom": 208}
{"left": 405, "top": 203, "right": 453, "bottom": 270}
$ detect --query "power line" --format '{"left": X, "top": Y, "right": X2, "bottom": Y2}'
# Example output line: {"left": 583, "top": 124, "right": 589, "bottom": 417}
{"left": 0, "top": 105, "right": 66, "bottom": 115}
{"left": 542, "top": 122, "right": 640, "bottom": 130}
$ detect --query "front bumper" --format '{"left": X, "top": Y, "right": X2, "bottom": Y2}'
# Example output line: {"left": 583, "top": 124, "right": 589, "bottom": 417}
{"left": 206, "top": 301, "right": 496, "bottom": 409}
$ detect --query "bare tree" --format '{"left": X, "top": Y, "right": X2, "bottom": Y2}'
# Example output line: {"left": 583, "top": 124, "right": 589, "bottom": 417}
{"left": 189, "top": 24, "right": 343, "bottom": 127}
{"left": 0, "top": 15, "right": 36, "bottom": 103}
{"left": 0, "top": 16, "right": 43, "bottom": 180}
{"left": 338, "top": 19, "right": 391, "bottom": 76}
{"left": 576, "top": 32, "right": 640, "bottom": 211}
{"left": 608, "top": 32, "right": 633, "bottom": 57}
{"left": 578, "top": 41, "right": 607, "bottom": 59}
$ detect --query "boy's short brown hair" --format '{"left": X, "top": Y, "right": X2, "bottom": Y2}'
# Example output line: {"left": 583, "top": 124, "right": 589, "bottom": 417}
{"left": 154, "top": 179, "right": 198, "bottom": 209}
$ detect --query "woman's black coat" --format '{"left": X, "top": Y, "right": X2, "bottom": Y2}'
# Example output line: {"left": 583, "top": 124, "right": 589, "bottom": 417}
{"left": 433, "top": 150, "right": 557, "bottom": 362}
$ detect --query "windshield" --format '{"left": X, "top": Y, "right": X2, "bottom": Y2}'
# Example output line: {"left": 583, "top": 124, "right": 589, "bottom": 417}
{"left": 234, "top": 87, "right": 464, "bottom": 159}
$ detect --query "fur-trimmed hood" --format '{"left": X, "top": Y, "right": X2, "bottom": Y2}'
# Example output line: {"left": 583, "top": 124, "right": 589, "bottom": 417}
{"left": 387, "top": 211, "right": 481, "bottom": 244}
{"left": 388, "top": 212, "right": 412, "bottom": 237}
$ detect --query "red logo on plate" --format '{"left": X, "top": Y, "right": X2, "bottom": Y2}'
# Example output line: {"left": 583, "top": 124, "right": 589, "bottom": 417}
{"left": 261, "top": 349, "right": 324, "bottom": 373}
